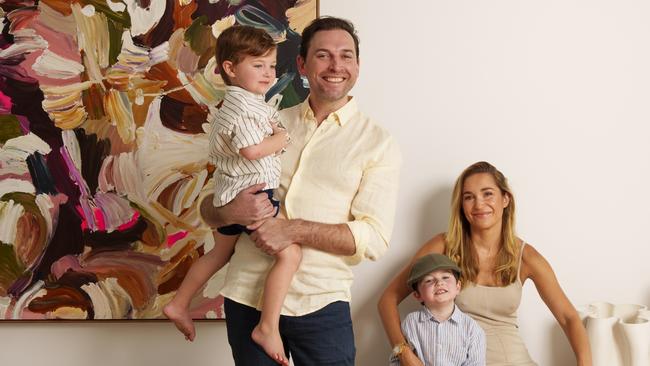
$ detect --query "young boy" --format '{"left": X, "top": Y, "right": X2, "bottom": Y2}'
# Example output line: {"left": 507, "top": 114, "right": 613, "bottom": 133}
{"left": 164, "top": 25, "right": 298, "bottom": 366}
{"left": 390, "top": 253, "right": 486, "bottom": 366}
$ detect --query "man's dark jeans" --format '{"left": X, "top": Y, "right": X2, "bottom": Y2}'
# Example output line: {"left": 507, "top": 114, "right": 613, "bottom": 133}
{"left": 224, "top": 298, "right": 355, "bottom": 365}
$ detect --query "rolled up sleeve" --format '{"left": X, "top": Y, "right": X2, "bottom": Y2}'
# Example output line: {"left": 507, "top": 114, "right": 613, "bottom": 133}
{"left": 345, "top": 136, "right": 401, "bottom": 265}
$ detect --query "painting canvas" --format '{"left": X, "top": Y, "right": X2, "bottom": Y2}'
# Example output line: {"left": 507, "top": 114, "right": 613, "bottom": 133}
{"left": 0, "top": 0, "right": 318, "bottom": 320}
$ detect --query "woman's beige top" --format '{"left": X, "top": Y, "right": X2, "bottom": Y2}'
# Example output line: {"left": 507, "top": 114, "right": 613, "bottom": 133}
{"left": 455, "top": 243, "right": 537, "bottom": 366}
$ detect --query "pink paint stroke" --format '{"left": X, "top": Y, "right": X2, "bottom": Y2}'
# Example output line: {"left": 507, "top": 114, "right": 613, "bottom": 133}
{"left": 117, "top": 211, "right": 141, "bottom": 231}
{"left": 0, "top": 90, "right": 12, "bottom": 111}
{"left": 166, "top": 231, "right": 188, "bottom": 248}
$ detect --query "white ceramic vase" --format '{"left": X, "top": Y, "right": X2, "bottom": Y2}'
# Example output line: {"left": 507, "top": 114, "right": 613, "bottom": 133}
{"left": 579, "top": 302, "right": 650, "bottom": 366}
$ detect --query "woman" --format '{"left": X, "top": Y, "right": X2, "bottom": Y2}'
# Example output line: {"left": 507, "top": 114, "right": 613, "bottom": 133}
{"left": 378, "top": 162, "right": 591, "bottom": 366}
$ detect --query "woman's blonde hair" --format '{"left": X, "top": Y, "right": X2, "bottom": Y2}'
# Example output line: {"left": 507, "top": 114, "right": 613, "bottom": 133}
{"left": 445, "top": 161, "right": 519, "bottom": 286}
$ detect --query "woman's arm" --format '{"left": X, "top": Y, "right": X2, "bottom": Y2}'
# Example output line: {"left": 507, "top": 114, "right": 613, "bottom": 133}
{"left": 522, "top": 245, "right": 592, "bottom": 366}
{"left": 377, "top": 233, "right": 446, "bottom": 366}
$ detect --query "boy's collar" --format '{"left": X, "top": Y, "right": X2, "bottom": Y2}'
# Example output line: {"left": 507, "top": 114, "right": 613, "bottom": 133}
{"left": 226, "top": 85, "right": 265, "bottom": 101}
{"left": 419, "top": 304, "right": 461, "bottom": 324}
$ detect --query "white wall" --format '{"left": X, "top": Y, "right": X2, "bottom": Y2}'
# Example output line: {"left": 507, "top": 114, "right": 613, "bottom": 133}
{"left": 2, "top": 1, "right": 650, "bottom": 365}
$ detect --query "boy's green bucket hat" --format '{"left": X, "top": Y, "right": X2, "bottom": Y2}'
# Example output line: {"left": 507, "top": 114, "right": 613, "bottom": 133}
{"left": 407, "top": 253, "right": 461, "bottom": 288}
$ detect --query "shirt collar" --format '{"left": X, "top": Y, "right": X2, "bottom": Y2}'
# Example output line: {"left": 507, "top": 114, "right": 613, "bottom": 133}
{"left": 418, "top": 304, "right": 461, "bottom": 324}
{"left": 299, "top": 95, "right": 358, "bottom": 126}
{"left": 226, "top": 85, "right": 265, "bottom": 101}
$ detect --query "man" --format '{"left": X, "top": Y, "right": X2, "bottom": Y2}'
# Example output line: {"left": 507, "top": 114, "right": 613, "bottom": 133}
{"left": 207, "top": 16, "right": 401, "bottom": 365}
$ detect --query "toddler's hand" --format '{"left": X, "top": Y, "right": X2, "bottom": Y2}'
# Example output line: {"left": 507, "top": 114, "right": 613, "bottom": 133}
{"left": 271, "top": 121, "right": 285, "bottom": 135}
{"left": 277, "top": 130, "right": 290, "bottom": 153}
{"left": 271, "top": 121, "right": 290, "bottom": 154}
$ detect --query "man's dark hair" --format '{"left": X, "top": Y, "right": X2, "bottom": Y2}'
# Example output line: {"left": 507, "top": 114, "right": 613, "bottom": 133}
{"left": 299, "top": 16, "right": 359, "bottom": 59}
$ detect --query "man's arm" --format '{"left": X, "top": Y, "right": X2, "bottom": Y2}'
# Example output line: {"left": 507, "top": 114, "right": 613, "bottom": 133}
{"left": 249, "top": 219, "right": 355, "bottom": 256}
{"left": 249, "top": 135, "right": 401, "bottom": 260}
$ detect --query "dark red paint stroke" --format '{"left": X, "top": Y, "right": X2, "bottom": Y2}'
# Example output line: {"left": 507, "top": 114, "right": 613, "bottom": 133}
{"left": 57, "top": 270, "right": 99, "bottom": 289}
{"left": 191, "top": 0, "right": 296, "bottom": 26}
{"left": 133, "top": 0, "right": 175, "bottom": 48}
{"left": 73, "top": 128, "right": 111, "bottom": 194}
{"left": 257, "top": 0, "right": 297, "bottom": 21}
{"left": 27, "top": 285, "right": 94, "bottom": 319}
{"left": 83, "top": 215, "right": 147, "bottom": 250}
{"left": 28, "top": 203, "right": 84, "bottom": 293}
{"left": 191, "top": 0, "right": 239, "bottom": 25}
{"left": 159, "top": 95, "right": 208, "bottom": 134}
{"left": 0, "top": 66, "right": 81, "bottom": 205}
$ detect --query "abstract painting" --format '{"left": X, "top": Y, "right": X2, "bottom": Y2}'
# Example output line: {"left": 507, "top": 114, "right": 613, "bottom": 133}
{"left": 0, "top": 0, "right": 318, "bottom": 320}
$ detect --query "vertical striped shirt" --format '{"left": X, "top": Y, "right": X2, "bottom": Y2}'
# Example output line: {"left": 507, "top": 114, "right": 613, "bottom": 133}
{"left": 207, "top": 85, "right": 281, "bottom": 207}
{"left": 391, "top": 305, "right": 486, "bottom": 366}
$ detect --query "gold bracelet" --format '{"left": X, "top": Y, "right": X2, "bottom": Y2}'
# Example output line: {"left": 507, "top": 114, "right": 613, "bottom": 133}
{"left": 391, "top": 341, "right": 409, "bottom": 358}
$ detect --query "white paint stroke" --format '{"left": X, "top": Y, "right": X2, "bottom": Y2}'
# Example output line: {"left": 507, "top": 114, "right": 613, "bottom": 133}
{"left": 124, "top": 0, "right": 166, "bottom": 36}
{"left": 114, "top": 31, "right": 169, "bottom": 74}
{"left": 35, "top": 193, "right": 64, "bottom": 245}
{"left": 106, "top": 0, "right": 127, "bottom": 13}
{"left": 211, "top": 15, "right": 235, "bottom": 39}
{"left": 81, "top": 282, "right": 112, "bottom": 319}
{"left": 61, "top": 130, "right": 82, "bottom": 172}
{"left": 33, "top": 49, "right": 85, "bottom": 79}
{"left": 101, "top": 277, "right": 133, "bottom": 319}
{"left": 0, "top": 29, "right": 48, "bottom": 59}
{"left": 2, "top": 133, "right": 51, "bottom": 156}
{"left": 0, "top": 199, "right": 25, "bottom": 245}
{"left": 12, "top": 280, "right": 44, "bottom": 319}
{"left": 80, "top": 4, "right": 95, "bottom": 17}
{"left": 0, "top": 179, "right": 36, "bottom": 200}
{"left": 135, "top": 98, "right": 209, "bottom": 203}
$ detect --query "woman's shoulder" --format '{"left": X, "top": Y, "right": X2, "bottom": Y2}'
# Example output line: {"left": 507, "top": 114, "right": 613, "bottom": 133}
{"left": 520, "top": 241, "right": 551, "bottom": 280}
{"left": 417, "top": 233, "right": 446, "bottom": 255}
{"left": 520, "top": 241, "right": 542, "bottom": 261}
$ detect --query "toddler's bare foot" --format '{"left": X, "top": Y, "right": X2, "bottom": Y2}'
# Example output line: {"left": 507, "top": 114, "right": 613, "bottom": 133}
{"left": 252, "top": 323, "right": 288, "bottom": 365}
{"left": 163, "top": 302, "right": 196, "bottom": 342}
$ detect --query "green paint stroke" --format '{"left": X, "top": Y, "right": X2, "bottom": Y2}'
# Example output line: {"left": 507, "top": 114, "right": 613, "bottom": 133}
{"left": 107, "top": 18, "right": 125, "bottom": 66}
{"left": 279, "top": 84, "right": 302, "bottom": 110}
{"left": 0, "top": 242, "right": 27, "bottom": 296}
{"left": 0, "top": 115, "right": 22, "bottom": 144}
{"left": 184, "top": 16, "right": 216, "bottom": 55}
{"left": 82, "top": 0, "right": 132, "bottom": 28}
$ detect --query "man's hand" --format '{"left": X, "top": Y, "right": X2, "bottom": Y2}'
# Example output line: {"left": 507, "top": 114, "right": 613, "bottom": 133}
{"left": 249, "top": 218, "right": 297, "bottom": 255}
{"left": 211, "top": 183, "right": 276, "bottom": 227}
